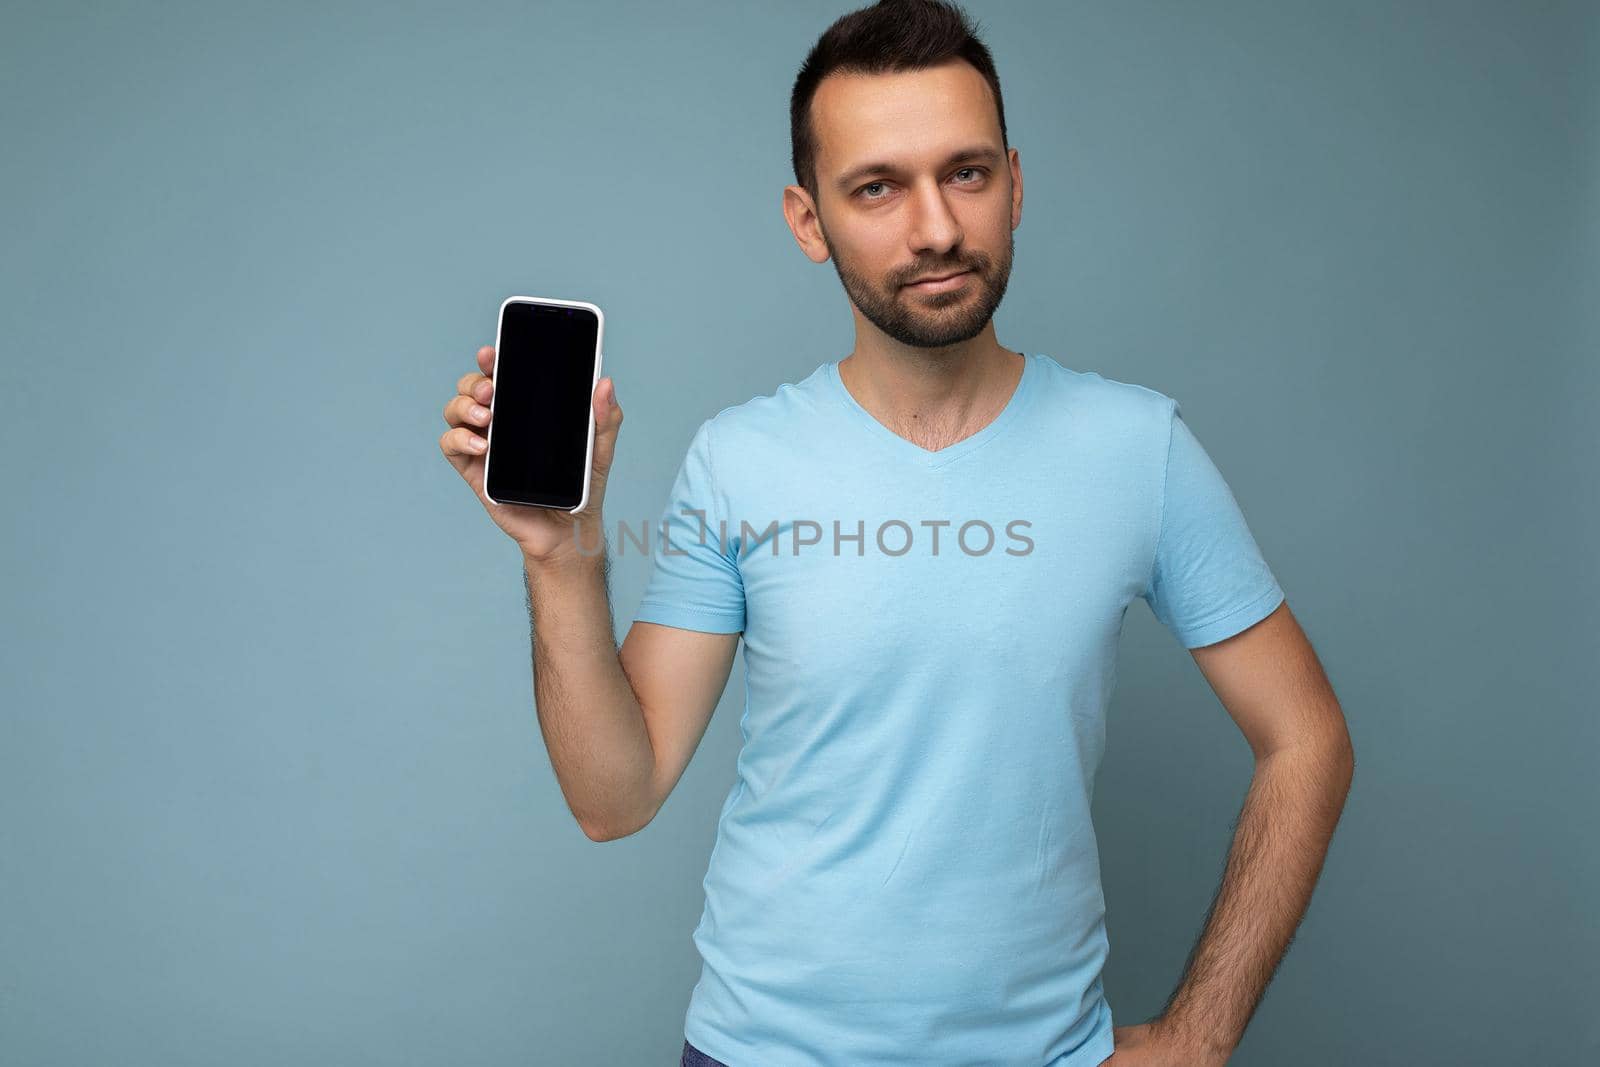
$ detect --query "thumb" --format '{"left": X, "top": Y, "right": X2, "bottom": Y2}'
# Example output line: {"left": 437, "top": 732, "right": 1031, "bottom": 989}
{"left": 590, "top": 377, "right": 623, "bottom": 474}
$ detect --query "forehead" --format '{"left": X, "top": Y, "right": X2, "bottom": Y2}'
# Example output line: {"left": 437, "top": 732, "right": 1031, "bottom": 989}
{"left": 811, "top": 60, "right": 1001, "bottom": 178}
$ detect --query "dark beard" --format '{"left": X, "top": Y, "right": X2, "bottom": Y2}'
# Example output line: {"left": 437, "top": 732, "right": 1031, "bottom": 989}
{"left": 822, "top": 224, "right": 1015, "bottom": 350}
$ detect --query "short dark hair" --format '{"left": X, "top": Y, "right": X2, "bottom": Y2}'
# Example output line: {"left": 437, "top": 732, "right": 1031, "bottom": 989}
{"left": 789, "top": 0, "right": 1009, "bottom": 204}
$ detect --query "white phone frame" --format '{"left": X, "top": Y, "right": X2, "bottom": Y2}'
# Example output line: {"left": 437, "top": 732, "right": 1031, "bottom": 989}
{"left": 482, "top": 295, "right": 605, "bottom": 513}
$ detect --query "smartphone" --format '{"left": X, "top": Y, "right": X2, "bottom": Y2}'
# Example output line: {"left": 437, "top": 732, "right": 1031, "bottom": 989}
{"left": 483, "top": 295, "right": 605, "bottom": 512}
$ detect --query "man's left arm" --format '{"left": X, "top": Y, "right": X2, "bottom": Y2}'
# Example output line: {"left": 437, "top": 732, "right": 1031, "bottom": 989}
{"left": 1149, "top": 599, "right": 1355, "bottom": 1065}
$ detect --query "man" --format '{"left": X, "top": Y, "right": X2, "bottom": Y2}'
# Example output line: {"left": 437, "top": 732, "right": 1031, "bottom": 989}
{"left": 439, "top": 1, "right": 1353, "bottom": 1064}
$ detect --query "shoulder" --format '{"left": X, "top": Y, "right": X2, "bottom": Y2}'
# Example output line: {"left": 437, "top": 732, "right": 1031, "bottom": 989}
{"left": 1030, "top": 353, "right": 1176, "bottom": 434}
{"left": 701, "top": 362, "right": 832, "bottom": 447}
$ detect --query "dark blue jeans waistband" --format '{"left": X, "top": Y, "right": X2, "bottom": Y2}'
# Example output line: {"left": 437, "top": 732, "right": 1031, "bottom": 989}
{"left": 680, "top": 1038, "right": 730, "bottom": 1067}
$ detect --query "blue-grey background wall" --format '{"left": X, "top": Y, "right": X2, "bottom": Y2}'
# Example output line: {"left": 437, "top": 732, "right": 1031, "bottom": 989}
{"left": 3, "top": 1, "right": 1594, "bottom": 1063}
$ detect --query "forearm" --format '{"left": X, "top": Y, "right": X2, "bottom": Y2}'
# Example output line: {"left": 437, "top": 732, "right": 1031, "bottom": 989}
{"left": 1155, "top": 739, "right": 1354, "bottom": 1061}
{"left": 522, "top": 525, "right": 654, "bottom": 840}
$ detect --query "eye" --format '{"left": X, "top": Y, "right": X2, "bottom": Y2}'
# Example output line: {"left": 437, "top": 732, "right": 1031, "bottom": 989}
{"left": 856, "top": 167, "right": 988, "bottom": 201}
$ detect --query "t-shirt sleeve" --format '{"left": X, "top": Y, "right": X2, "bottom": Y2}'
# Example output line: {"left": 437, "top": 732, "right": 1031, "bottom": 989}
{"left": 1140, "top": 399, "right": 1285, "bottom": 648}
{"left": 633, "top": 417, "right": 747, "bottom": 634}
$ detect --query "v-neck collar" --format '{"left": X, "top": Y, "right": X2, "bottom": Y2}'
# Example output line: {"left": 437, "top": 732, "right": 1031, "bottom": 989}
{"left": 825, "top": 352, "right": 1038, "bottom": 469}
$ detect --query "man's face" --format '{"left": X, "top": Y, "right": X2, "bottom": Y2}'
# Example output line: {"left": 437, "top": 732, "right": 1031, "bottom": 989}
{"left": 803, "top": 59, "right": 1019, "bottom": 350}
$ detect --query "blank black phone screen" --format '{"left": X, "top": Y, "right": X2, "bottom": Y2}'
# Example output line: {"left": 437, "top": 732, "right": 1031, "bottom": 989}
{"left": 484, "top": 301, "right": 599, "bottom": 509}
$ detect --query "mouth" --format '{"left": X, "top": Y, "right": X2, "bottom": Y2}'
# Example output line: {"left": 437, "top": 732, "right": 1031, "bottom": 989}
{"left": 906, "top": 270, "right": 972, "bottom": 292}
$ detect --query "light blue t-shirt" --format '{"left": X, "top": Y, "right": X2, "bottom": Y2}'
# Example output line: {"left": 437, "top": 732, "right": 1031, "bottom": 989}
{"left": 634, "top": 352, "right": 1285, "bottom": 1067}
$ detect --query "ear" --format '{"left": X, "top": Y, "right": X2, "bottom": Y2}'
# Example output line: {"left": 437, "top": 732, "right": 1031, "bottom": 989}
{"left": 782, "top": 184, "right": 832, "bottom": 265}
{"left": 1008, "top": 147, "right": 1023, "bottom": 231}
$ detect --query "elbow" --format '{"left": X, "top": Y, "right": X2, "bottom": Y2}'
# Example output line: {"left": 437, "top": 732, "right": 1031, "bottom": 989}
{"left": 1317, "top": 732, "right": 1356, "bottom": 799}
{"left": 580, "top": 818, "right": 631, "bottom": 843}
{"left": 578, "top": 805, "right": 655, "bottom": 843}
{"left": 575, "top": 764, "right": 663, "bottom": 842}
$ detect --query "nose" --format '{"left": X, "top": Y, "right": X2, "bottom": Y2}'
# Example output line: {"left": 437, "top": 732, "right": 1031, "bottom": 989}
{"left": 906, "top": 177, "right": 963, "bottom": 257}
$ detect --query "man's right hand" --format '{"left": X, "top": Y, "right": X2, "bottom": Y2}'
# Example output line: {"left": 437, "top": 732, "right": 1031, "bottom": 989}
{"left": 440, "top": 344, "right": 623, "bottom": 564}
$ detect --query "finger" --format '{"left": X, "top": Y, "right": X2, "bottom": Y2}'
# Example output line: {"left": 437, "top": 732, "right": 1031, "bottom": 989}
{"left": 477, "top": 345, "right": 495, "bottom": 378}
{"left": 589, "top": 377, "right": 623, "bottom": 476}
{"left": 595, "top": 376, "right": 621, "bottom": 425}
{"left": 440, "top": 430, "right": 473, "bottom": 477}
{"left": 443, "top": 392, "right": 492, "bottom": 430}
{"left": 592, "top": 375, "right": 618, "bottom": 419}
{"left": 441, "top": 424, "right": 488, "bottom": 464}
{"left": 457, "top": 368, "right": 493, "bottom": 406}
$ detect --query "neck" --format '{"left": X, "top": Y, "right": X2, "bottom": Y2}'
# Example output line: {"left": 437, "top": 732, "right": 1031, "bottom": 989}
{"left": 837, "top": 343, "right": 1024, "bottom": 447}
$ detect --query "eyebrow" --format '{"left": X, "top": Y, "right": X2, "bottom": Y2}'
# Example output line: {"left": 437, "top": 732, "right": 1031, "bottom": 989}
{"left": 834, "top": 145, "right": 1004, "bottom": 192}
